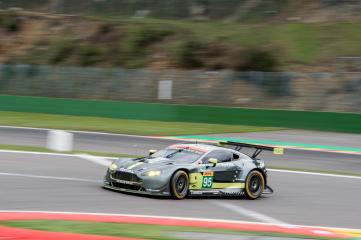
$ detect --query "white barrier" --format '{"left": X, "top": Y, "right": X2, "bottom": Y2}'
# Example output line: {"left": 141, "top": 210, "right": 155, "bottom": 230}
{"left": 158, "top": 80, "right": 173, "bottom": 100}
{"left": 46, "top": 130, "right": 73, "bottom": 152}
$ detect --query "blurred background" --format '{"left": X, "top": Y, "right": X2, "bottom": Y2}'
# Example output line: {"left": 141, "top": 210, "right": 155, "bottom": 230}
{"left": 0, "top": 0, "right": 360, "bottom": 112}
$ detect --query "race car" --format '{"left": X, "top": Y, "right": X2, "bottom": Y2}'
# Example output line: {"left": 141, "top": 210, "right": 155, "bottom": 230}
{"left": 103, "top": 141, "right": 283, "bottom": 199}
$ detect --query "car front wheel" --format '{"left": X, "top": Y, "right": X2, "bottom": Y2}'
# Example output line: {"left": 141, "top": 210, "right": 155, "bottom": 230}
{"left": 170, "top": 170, "right": 189, "bottom": 200}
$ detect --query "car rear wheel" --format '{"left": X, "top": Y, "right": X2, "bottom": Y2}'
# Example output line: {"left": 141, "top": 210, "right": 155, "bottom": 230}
{"left": 245, "top": 170, "right": 265, "bottom": 199}
{"left": 170, "top": 170, "right": 189, "bottom": 200}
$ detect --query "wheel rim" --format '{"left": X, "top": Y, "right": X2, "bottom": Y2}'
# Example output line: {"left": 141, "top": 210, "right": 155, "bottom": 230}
{"left": 176, "top": 175, "right": 187, "bottom": 193}
{"left": 249, "top": 175, "right": 262, "bottom": 195}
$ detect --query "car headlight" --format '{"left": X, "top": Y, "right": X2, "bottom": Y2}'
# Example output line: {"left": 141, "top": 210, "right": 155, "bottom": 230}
{"left": 145, "top": 170, "right": 161, "bottom": 177}
{"left": 109, "top": 163, "right": 118, "bottom": 171}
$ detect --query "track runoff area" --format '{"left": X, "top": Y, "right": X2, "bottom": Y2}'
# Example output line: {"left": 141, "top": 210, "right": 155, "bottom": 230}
{"left": 0, "top": 127, "right": 360, "bottom": 239}
{"left": 1, "top": 211, "right": 360, "bottom": 240}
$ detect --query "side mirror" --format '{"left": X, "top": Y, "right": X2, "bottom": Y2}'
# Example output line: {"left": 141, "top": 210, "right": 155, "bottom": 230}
{"left": 149, "top": 149, "right": 157, "bottom": 156}
{"left": 208, "top": 158, "right": 218, "bottom": 167}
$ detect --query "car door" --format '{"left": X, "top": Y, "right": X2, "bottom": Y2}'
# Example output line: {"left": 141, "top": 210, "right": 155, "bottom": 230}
{"left": 201, "top": 150, "right": 238, "bottom": 187}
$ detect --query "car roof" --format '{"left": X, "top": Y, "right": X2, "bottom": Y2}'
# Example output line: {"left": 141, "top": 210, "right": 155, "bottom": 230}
{"left": 168, "top": 143, "right": 231, "bottom": 153}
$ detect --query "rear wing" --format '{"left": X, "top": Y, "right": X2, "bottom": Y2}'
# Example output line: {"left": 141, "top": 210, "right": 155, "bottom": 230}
{"left": 219, "top": 141, "right": 284, "bottom": 158}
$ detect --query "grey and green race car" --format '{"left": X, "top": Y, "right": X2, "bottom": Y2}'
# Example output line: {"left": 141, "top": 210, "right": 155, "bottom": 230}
{"left": 103, "top": 141, "right": 283, "bottom": 199}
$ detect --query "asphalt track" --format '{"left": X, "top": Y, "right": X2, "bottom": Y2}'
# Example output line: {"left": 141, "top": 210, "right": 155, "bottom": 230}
{"left": 1, "top": 126, "right": 360, "bottom": 174}
{"left": 1, "top": 151, "right": 361, "bottom": 229}
{"left": 0, "top": 127, "right": 360, "bottom": 230}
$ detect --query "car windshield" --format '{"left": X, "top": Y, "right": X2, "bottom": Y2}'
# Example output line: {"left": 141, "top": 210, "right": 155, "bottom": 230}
{"left": 151, "top": 148, "right": 202, "bottom": 163}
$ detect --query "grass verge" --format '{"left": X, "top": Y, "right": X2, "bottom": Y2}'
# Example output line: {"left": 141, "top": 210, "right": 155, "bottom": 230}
{"left": 0, "top": 111, "right": 282, "bottom": 136}
{"left": 0, "top": 220, "right": 333, "bottom": 240}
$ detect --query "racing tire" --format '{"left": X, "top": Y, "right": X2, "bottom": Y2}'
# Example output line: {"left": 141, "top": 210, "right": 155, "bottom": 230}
{"left": 170, "top": 170, "right": 189, "bottom": 200}
{"left": 245, "top": 170, "right": 265, "bottom": 199}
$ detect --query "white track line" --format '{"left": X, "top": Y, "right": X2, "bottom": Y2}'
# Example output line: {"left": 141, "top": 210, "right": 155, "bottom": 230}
{"left": 0, "top": 125, "right": 179, "bottom": 140}
{"left": 211, "top": 200, "right": 289, "bottom": 226}
{"left": 268, "top": 169, "right": 361, "bottom": 180}
{"left": 0, "top": 150, "right": 116, "bottom": 164}
{"left": 0, "top": 172, "right": 101, "bottom": 183}
{"left": 0, "top": 149, "right": 78, "bottom": 157}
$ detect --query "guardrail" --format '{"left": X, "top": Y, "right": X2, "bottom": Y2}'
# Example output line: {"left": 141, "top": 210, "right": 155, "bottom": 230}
{"left": 0, "top": 65, "right": 360, "bottom": 113}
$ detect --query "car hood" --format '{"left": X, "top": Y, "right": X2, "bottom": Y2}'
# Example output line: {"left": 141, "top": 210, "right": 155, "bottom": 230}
{"left": 115, "top": 157, "right": 182, "bottom": 173}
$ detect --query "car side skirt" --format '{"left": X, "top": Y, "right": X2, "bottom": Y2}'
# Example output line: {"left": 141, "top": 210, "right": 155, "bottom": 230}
{"left": 189, "top": 188, "right": 245, "bottom": 196}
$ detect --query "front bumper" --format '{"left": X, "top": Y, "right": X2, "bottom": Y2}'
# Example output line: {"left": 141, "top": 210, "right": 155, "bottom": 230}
{"left": 103, "top": 170, "right": 170, "bottom": 196}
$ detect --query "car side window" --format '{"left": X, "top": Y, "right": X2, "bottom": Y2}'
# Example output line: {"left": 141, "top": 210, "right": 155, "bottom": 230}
{"left": 202, "top": 150, "right": 233, "bottom": 164}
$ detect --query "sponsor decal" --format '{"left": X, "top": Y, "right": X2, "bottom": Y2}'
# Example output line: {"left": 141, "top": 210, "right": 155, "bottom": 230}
{"left": 190, "top": 190, "right": 220, "bottom": 195}
{"left": 190, "top": 190, "right": 204, "bottom": 195}
{"left": 215, "top": 162, "right": 236, "bottom": 168}
{"left": 220, "top": 188, "right": 244, "bottom": 195}
{"left": 169, "top": 144, "right": 208, "bottom": 153}
{"left": 118, "top": 168, "right": 134, "bottom": 173}
{"left": 203, "top": 171, "right": 214, "bottom": 177}
{"left": 112, "top": 179, "right": 140, "bottom": 185}
{"left": 198, "top": 165, "right": 207, "bottom": 171}
{"left": 146, "top": 189, "right": 161, "bottom": 192}
{"left": 273, "top": 147, "right": 284, "bottom": 155}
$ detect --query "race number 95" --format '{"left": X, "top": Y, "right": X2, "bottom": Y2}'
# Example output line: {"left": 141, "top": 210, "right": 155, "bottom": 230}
{"left": 202, "top": 176, "right": 213, "bottom": 188}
